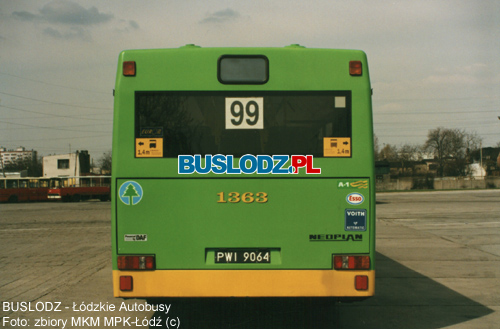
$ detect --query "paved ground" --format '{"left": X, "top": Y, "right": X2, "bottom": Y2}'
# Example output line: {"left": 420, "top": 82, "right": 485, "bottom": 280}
{"left": 0, "top": 190, "right": 499, "bottom": 328}
{"left": 342, "top": 190, "right": 500, "bottom": 329}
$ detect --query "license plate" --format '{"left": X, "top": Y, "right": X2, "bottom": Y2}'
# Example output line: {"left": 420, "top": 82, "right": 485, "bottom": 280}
{"left": 214, "top": 249, "right": 271, "bottom": 263}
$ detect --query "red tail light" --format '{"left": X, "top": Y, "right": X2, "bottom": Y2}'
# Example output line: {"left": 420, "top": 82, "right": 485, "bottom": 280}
{"left": 117, "top": 255, "right": 155, "bottom": 270}
{"left": 334, "top": 255, "right": 370, "bottom": 270}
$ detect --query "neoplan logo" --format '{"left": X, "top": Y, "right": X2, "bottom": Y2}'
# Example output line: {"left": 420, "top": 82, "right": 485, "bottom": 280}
{"left": 309, "top": 234, "right": 363, "bottom": 241}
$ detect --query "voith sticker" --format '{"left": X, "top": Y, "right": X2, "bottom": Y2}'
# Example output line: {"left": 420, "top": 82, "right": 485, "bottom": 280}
{"left": 345, "top": 209, "right": 367, "bottom": 231}
{"left": 346, "top": 192, "right": 364, "bottom": 205}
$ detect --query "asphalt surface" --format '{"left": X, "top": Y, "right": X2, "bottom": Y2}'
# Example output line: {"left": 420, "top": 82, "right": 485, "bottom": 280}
{"left": 0, "top": 189, "right": 499, "bottom": 328}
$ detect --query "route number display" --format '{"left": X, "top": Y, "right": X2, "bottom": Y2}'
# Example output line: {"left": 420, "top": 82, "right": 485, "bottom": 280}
{"left": 225, "top": 97, "right": 264, "bottom": 129}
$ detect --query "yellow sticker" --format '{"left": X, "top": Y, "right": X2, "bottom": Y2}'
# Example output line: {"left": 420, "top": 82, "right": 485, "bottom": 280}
{"left": 350, "top": 180, "right": 368, "bottom": 189}
{"left": 323, "top": 138, "right": 351, "bottom": 157}
{"left": 136, "top": 138, "right": 163, "bottom": 158}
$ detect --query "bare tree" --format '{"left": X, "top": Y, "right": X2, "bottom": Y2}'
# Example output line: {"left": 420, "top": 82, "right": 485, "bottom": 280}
{"left": 373, "top": 133, "right": 380, "bottom": 161}
{"left": 463, "top": 131, "right": 482, "bottom": 176}
{"left": 398, "top": 143, "right": 422, "bottom": 175}
{"left": 424, "top": 127, "right": 447, "bottom": 176}
{"left": 379, "top": 144, "right": 398, "bottom": 161}
{"left": 424, "top": 127, "right": 482, "bottom": 177}
{"left": 98, "top": 151, "right": 112, "bottom": 174}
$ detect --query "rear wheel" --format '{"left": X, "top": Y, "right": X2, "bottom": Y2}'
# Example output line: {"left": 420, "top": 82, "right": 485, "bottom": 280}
{"left": 71, "top": 194, "right": 81, "bottom": 202}
{"left": 8, "top": 195, "right": 18, "bottom": 203}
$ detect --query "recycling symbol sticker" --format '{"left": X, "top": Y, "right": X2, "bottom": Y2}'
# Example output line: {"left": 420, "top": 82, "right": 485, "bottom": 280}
{"left": 119, "top": 181, "right": 143, "bottom": 205}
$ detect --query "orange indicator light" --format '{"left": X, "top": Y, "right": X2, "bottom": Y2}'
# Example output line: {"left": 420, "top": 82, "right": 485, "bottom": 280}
{"left": 123, "top": 61, "right": 136, "bottom": 76}
{"left": 349, "top": 61, "right": 362, "bottom": 76}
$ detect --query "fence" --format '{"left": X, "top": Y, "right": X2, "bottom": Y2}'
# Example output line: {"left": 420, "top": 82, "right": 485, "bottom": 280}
{"left": 376, "top": 176, "right": 500, "bottom": 191}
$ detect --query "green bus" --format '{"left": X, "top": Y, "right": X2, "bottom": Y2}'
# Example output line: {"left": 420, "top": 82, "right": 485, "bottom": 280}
{"left": 112, "top": 45, "right": 375, "bottom": 299}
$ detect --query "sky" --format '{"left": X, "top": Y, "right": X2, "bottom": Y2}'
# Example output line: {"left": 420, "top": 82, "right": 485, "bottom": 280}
{"left": 1, "top": 0, "right": 499, "bottom": 162}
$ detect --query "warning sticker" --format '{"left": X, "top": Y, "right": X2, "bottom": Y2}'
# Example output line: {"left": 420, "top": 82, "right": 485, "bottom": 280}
{"left": 136, "top": 138, "right": 163, "bottom": 158}
{"left": 323, "top": 138, "right": 351, "bottom": 157}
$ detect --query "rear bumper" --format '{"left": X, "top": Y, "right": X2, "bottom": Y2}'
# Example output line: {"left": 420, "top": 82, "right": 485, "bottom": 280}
{"left": 113, "top": 269, "right": 375, "bottom": 298}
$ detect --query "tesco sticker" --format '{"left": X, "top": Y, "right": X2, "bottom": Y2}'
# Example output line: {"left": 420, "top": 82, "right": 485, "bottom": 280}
{"left": 346, "top": 193, "right": 364, "bottom": 205}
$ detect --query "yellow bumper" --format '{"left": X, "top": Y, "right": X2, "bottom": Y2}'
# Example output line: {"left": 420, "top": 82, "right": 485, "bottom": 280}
{"left": 113, "top": 269, "right": 375, "bottom": 298}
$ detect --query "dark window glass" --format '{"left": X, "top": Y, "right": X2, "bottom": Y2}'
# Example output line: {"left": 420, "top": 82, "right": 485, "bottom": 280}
{"left": 7, "top": 180, "right": 17, "bottom": 188}
{"left": 58, "top": 159, "right": 70, "bottom": 169}
{"left": 218, "top": 56, "right": 268, "bottom": 84}
{"left": 135, "top": 91, "right": 351, "bottom": 158}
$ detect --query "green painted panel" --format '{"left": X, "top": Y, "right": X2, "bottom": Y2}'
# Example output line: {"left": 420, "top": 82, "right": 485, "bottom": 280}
{"left": 116, "top": 178, "right": 371, "bottom": 269}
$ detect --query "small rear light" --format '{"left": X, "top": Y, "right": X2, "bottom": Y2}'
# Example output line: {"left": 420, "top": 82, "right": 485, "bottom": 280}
{"left": 334, "top": 255, "right": 370, "bottom": 270}
{"left": 117, "top": 255, "right": 155, "bottom": 270}
{"left": 145, "top": 256, "right": 154, "bottom": 269}
{"left": 120, "top": 276, "right": 133, "bottom": 291}
{"left": 123, "top": 61, "right": 136, "bottom": 76}
{"left": 355, "top": 275, "right": 369, "bottom": 290}
{"left": 349, "top": 61, "right": 362, "bottom": 76}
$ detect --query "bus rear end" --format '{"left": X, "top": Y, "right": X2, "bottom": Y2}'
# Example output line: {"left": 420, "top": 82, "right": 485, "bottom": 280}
{"left": 112, "top": 45, "right": 375, "bottom": 298}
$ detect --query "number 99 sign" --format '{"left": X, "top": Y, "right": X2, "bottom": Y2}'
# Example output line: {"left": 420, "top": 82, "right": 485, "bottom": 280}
{"left": 225, "top": 97, "right": 264, "bottom": 129}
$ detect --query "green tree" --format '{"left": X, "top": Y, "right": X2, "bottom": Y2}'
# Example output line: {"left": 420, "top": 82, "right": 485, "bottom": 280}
{"left": 122, "top": 184, "right": 139, "bottom": 205}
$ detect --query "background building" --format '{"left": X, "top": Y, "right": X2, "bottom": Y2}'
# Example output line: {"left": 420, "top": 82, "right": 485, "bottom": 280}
{"left": 0, "top": 147, "right": 37, "bottom": 170}
{"left": 43, "top": 150, "right": 91, "bottom": 182}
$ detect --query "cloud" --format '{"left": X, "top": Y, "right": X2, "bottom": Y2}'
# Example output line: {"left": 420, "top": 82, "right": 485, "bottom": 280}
{"left": 40, "top": 0, "right": 113, "bottom": 25}
{"left": 129, "top": 20, "right": 139, "bottom": 30}
{"left": 43, "top": 26, "right": 91, "bottom": 41}
{"left": 12, "top": 10, "right": 38, "bottom": 21}
{"left": 12, "top": 0, "right": 113, "bottom": 26}
{"left": 11, "top": 1, "right": 116, "bottom": 41}
{"left": 200, "top": 8, "right": 240, "bottom": 24}
{"left": 43, "top": 26, "right": 63, "bottom": 38}
{"left": 111, "top": 19, "right": 140, "bottom": 34}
